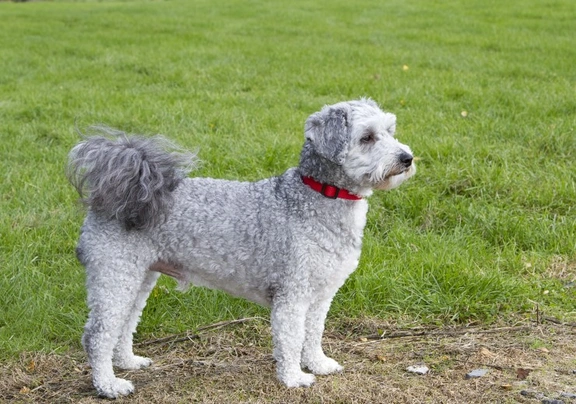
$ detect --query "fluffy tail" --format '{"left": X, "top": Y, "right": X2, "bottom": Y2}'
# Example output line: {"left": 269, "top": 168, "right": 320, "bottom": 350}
{"left": 67, "top": 126, "right": 197, "bottom": 230}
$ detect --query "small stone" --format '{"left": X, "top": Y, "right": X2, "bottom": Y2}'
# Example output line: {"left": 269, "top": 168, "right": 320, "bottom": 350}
{"left": 560, "top": 392, "right": 576, "bottom": 399}
{"left": 520, "top": 390, "right": 544, "bottom": 399}
{"left": 500, "top": 384, "right": 513, "bottom": 390}
{"left": 541, "top": 399, "right": 564, "bottom": 404}
{"left": 406, "top": 365, "right": 429, "bottom": 375}
{"left": 466, "top": 369, "right": 489, "bottom": 379}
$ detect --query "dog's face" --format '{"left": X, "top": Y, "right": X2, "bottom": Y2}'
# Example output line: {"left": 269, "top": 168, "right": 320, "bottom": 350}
{"left": 305, "top": 99, "right": 416, "bottom": 192}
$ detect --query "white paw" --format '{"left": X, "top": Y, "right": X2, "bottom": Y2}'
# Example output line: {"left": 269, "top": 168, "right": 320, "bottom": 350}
{"left": 306, "top": 356, "right": 343, "bottom": 375}
{"left": 96, "top": 377, "right": 134, "bottom": 398}
{"left": 114, "top": 355, "right": 153, "bottom": 370}
{"left": 280, "top": 371, "right": 316, "bottom": 388}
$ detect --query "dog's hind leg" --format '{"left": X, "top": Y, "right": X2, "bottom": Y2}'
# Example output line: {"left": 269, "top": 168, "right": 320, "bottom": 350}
{"left": 112, "top": 270, "right": 160, "bottom": 370}
{"left": 82, "top": 258, "right": 152, "bottom": 398}
{"left": 300, "top": 297, "right": 343, "bottom": 375}
{"left": 271, "top": 297, "right": 316, "bottom": 387}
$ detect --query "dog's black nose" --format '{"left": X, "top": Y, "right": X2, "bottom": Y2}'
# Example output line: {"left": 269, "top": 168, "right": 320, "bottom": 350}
{"left": 398, "top": 152, "right": 413, "bottom": 168}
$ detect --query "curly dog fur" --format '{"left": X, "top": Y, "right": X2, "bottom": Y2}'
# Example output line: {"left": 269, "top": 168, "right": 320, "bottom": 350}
{"left": 67, "top": 99, "right": 415, "bottom": 398}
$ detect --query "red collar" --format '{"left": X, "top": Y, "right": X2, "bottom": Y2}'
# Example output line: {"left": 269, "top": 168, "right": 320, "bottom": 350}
{"left": 301, "top": 176, "right": 362, "bottom": 201}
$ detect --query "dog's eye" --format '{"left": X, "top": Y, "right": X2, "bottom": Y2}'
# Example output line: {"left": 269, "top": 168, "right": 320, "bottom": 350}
{"left": 360, "top": 132, "right": 376, "bottom": 144}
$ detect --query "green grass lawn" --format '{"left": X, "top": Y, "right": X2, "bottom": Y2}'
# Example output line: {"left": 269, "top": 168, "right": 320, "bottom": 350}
{"left": 0, "top": 0, "right": 574, "bottom": 359}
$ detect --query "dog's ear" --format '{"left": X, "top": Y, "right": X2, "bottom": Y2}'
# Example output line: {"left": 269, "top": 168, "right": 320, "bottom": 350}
{"left": 304, "top": 106, "right": 350, "bottom": 165}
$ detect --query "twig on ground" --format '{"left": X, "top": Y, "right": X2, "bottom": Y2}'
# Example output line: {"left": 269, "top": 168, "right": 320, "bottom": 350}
{"left": 135, "top": 331, "right": 200, "bottom": 347}
{"left": 542, "top": 316, "right": 576, "bottom": 327}
{"left": 195, "top": 316, "right": 268, "bottom": 332}
{"left": 453, "top": 358, "right": 537, "bottom": 372}
{"left": 135, "top": 317, "right": 268, "bottom": 347}
{"left": 360, "top": 325, "right": 532, "bottom": 341}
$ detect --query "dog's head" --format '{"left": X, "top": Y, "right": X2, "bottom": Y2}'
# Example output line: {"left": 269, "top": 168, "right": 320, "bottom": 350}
{"left": 304, "top": 98, "right": 416, "bottom": 195}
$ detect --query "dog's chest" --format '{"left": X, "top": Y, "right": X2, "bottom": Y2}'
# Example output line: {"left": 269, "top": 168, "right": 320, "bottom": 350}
{"left": 308, "top": 199, "right": 367, "bottom": 250}
{"left": 301, "top": 200, "right": 368, "bottom": 282}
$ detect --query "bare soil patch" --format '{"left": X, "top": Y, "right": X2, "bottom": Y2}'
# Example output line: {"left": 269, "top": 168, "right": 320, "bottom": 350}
{"left": 2, "top": 318, "right": 576, "bottom": 403}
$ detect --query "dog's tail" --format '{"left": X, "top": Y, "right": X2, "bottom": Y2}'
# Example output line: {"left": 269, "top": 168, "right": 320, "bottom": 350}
{"left": 67, "top": 126, "right": 197, "bottom": 230}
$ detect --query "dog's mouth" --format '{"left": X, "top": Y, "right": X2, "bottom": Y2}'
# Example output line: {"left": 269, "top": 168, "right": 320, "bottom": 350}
{"left": 384, "top": 166, "right": 411, "bottom": 180}
{"left": 382, "top": 162, "right": 415, "bottom": 181}
{"left": 374, "top": 163, "right": 416, "bottom": 190}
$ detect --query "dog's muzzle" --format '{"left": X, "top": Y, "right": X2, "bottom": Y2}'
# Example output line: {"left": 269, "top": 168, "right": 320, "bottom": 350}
{"left": 374, "top": 152, "right": 416, "bottom": 191}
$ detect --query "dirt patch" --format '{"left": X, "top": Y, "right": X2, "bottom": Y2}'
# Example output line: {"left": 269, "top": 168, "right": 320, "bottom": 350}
{"left": 2, "top": 318, "right": 576, "bottom": 403}
{"left": 545, "top": 256, "right": 576, "bottom": 282}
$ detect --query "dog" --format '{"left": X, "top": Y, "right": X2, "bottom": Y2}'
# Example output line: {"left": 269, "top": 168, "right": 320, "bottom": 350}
{"left": 67, "top": 99, "right": 415, "bottom": 398}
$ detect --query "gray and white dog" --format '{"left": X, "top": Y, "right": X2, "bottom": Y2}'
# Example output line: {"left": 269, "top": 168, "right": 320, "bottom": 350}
{"left": 67, "top": 99, "right": 415, "bottom": 398}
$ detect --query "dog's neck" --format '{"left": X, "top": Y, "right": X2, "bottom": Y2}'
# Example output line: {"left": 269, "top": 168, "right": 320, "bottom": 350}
{"left": 301, "top": 175, "right": 362, "bottom": 200}
{"left": 298, "top": 141, "right": 372, "bottom": 197}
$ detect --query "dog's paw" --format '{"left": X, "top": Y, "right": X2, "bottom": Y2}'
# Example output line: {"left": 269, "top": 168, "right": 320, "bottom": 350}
{"left": 280, "top": 371, "right": 316, "bottom": 388}
{"left": 96, "top": 377, "right": 134, "bottom": 398}
{"left": 113, "top": 355, "right": 153, "bottom": 370}
{"left": 305, "top": 356, "right": 343, "bottom": 375}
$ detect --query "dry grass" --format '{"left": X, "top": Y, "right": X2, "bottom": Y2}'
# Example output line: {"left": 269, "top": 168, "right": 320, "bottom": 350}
{"left": 3, "top": 318, "right": 576, "bottom": 403}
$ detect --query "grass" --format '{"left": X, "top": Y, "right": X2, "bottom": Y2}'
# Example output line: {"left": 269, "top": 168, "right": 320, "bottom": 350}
{"left": 0, "top": 0, "right": 575, "bottom": 360}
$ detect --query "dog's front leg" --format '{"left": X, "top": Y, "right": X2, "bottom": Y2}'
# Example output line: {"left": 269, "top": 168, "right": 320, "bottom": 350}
{"left": 271, "top": 298, "right": 316, "bottom": 387}
{"left": 301, "top": 297, "right": 343, "bottom": 375}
